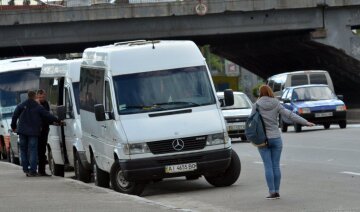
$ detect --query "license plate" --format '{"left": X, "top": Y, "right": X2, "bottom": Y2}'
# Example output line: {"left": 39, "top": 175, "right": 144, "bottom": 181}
{"left": 315, "top": 112, "right": 333, "bottom": 118}
{"left": 228, "top": 123, "right": 245, "bottom": 131}
{"left": 165, "top": 163, "right": 197, "bottom": 173}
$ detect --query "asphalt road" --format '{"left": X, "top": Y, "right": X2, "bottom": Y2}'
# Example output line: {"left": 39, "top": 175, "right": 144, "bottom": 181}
{"left": 143, "top": 124, "right": 360, "bottom": 212}
{"left": 2, "top": 124, "right": 359, "bottom": 212}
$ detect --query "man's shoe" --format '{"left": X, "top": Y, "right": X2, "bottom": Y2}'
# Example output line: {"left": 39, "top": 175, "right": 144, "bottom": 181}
{"left": 26, "top": 172, "right": 38, "bottom": 177}
{"left": 38, "top": 172, "right": 52, "bottom": 177}
{"left": 266, "top": 193, "right": 278, "bottom": 200}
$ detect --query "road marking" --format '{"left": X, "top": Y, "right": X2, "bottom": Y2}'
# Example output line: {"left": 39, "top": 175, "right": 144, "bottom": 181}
{"left": 341, "top": 171, "right": 360, "bottom": 176}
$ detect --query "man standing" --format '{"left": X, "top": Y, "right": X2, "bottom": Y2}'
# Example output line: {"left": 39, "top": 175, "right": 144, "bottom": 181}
{"left": 36, "top": 89, "right": 51, "bottom": 176}
{"left": 11, "top": 91, "right": 61, "bottom": 177}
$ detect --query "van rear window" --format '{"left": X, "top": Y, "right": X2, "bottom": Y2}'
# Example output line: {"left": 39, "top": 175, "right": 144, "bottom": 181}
{"left": 310, "top": 74, "right": 327, "bottom": 85}
{"left": 291, "top": 75, "right": 308, "bottom": 86}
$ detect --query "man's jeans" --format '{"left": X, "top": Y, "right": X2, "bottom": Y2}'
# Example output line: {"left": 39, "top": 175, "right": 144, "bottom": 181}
{"left": 258, "top": 137, "right": 283, "bottom": 193}
{"left": 19, "top": 134, "right": 38, "bottom": 174}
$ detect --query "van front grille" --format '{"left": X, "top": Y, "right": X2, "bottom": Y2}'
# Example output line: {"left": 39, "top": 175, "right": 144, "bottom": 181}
{"left": 147, "top": 135, "right": 207, "bottom": 155}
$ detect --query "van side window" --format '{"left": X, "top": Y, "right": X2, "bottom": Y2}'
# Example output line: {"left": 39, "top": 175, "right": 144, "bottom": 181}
{"left": 72, "top": 82, "right": 80, "bottom": 115}
{"left": 39, "top": 77, "right": 64, "bottom": 114}
{"left": 310, "top": 74, "right": 327, "bottom": 85}
{"left": 273, "top": 82, "right": 282, "bottom": 92}
{"left": 291, "top": 75, "right": 308, "bottom": 86}
{"left": 268, "top": 80, "right": 275, "bottom": 91}
{"left": 64, "top": 87, "right": 73, "bottom": 118}
{"left": 79, "top": 68, "right": 105, "bottom": 112}
{"left": 104, "top": 81, "right": 113, "bottom": 113}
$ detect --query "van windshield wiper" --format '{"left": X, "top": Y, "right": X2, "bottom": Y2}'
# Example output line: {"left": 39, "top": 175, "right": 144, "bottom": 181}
{"left": 122, "top": 105, "right": 165, "bottom": 110}
{"left": 154, "top": 101, "right": 200, "bottom": 106}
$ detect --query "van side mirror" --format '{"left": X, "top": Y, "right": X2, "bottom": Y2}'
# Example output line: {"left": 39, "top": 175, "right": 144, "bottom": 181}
{"left": 224, "top": 89, "right": 234, "bottom": 106}
{"left": 94, "top": 104, "right": 105, "bottom": 121}
{"left": 337, "top": 95, "right": 344, "bottom": 100}
{"left": 57, "top": 106, "right": 66, "bottom": 120}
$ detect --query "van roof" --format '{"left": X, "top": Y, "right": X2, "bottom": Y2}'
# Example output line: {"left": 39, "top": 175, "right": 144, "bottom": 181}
{"left": 41, "top": 59, "right": 82, "bottom": 82}
{"left": 287, "top": 84, "right": 330, "bottom": 89}
{"left": 81, "top": 40, "right": 205, "bottom": 75}
{"left": 0, "top": 57, "right": 49, "bottom": 73}
{"left": 268, "top": 70, "right": 329, "bottom": 79}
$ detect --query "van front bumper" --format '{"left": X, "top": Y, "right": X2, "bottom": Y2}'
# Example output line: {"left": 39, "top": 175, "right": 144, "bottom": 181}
{"left": 119, "top": 148, "right": 232, "bottom": 182}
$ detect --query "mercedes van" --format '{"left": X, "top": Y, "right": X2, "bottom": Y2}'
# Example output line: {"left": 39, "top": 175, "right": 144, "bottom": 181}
{"left": 39, "top": 59, "right": 91, "bottom": 182}
{"left": 0, "top": 57, "right": 50, "bottom": 164}
{"left": 79, "top": 40, "right": 241, "bottom": 195}
{"left": 266, "top": 70, "right": 334, "bottom": 98}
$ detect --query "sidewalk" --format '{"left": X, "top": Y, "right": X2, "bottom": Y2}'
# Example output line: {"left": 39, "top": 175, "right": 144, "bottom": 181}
{"left": 0, "top": 162, "right": 191, "bottom": 212}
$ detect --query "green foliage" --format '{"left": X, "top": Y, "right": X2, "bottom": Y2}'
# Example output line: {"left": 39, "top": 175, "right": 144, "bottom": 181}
{"left": 252, "top": 82, "right": 264, "bottom": 98}
{"left": 201, "top": 45, "right": 224, "bottom": 73}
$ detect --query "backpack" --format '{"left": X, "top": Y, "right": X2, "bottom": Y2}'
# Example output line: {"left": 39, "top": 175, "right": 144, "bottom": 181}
{"left": 245, "top": 104, "right": 268, "bottom": 147}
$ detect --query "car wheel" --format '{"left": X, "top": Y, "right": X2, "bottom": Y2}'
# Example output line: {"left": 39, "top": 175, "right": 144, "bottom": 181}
{"left": 339, "top": 120, "right": 347, "bottom": 129}
{"left": 110, "top": 159, "right": 146, "bottom": 195}
{"left": 48, "top": 147, "right": 64, "bottom": 177}
{"left": 294, "top": 123, "right": 302, "bottom": 133}
{"left": 323, "top": 123, "right": 330, "bottom": 129}
{"left": 205, "top": 150, "right": 241, "bottom": 187}
{"left": 74, "top": 152, "right": 91, "bottom": 183}
{"left": 91, "top": 154, "right": 109, "bottom": 188}
{"left": 281, "top": 120, "right": 288, "bottom": 132}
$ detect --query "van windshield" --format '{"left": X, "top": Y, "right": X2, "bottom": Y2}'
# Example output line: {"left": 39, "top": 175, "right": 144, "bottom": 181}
{"left": 113, "top": 66, "right": 216, "bottom": 115}
{"left": 0, "top": 69, "right": 40, "bottom": 118}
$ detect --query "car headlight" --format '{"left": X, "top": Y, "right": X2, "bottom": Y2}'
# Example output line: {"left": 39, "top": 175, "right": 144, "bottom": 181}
{"left": 336, "top": 105, "right": 346, "bottom": 111}
{"left": 298, "top": 107, "right": 311, "bottom": 114}
{"left": 206, "top": 133, "right": 227, "bottom": 146}
{"left": 123, "top": 143, "right": 150, "bottom": 155}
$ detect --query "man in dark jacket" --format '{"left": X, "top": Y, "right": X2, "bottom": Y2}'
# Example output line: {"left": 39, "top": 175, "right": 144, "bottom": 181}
{"left": 11, "top": 91, "right": 61, "bottom": 177}
{"left": 36, "top": 89, "right": 51, "bottom": 176}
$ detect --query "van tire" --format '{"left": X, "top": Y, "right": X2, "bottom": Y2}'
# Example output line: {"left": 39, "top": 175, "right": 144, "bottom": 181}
{"left": 48, "top": 148, "right": 64, "bottom": 177}
{"left": 110, "top": 160, "right": 146, "bottom": 196}
{"left": 240, "top": 135, "right": 247, "bottom": 142}
{"left": 339, "top": 120, "right": 347, "bottom": 129}
{"left": 294, "top": 123, "right": 302, "bottom": 133}
{"left": 205, "top": 150, "right": 241, "bottom": 187}
{"left": 0, "top": 137, "right": 7, "bottom": 160}
{"left": 323, "top": 123, "right": 330, "bottom": 129}
{"left": 74, "top": 152, "right": 91, "bottom": 183}
{"left": 91, "top": 154, "right": 109, "bottom": 188}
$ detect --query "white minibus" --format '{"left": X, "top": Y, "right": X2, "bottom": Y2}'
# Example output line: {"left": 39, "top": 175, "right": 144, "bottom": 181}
{"left": 79, "top": 40, "right": 241, "bottom": 195}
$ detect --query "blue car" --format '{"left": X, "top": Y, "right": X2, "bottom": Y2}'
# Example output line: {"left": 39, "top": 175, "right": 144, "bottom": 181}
{"left": 279, "top": 84, "right": 347, "bottom": 132}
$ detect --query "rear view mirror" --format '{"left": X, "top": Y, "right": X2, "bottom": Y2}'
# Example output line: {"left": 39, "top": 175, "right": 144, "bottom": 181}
{"left": 57, "top": 106, "right": 66, "bottom": 120}
{"left": 94, "top": 104, "right": 105, "bottom": 121}
{"left": 224, "top": 89, "right": 234, "bottom": 106}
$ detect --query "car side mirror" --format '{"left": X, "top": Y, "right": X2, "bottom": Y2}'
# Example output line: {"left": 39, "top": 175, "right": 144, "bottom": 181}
{"left": 57, "top": 106, "right": 66, "bottom": 120}
{"left": 337, "top": 95, "right": 344, "bottom": 100}
{"left": 224, "top": 89, "right": 234, "bottom": 106}
{"left": 94, "top": 104, "right": 105, "bottom": 121}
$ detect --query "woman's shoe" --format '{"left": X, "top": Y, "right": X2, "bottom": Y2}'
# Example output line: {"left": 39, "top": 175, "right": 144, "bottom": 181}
{"left": 266, "top": 193, "right": 278, "bottom": 200}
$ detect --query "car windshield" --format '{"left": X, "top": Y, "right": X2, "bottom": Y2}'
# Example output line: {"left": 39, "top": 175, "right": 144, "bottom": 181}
{"left": 113, "top": 66, "right": 216, "bottom": 115}
{"left": 0, "top": 69, "right": 40, "bottom": 118}
{"left": 221, "top": 93, "right": 252, "bottom": 110}
{"left": 292, "top": 86, "right": 335, "bottom": 101}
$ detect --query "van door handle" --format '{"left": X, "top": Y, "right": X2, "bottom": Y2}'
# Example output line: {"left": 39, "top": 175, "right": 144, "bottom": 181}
{"left": 101, "top": 125, "right": 107, "bottom": 129}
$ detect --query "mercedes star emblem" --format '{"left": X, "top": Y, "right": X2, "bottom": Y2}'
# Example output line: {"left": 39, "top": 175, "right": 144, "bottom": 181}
{"left": 172, "top": 139, "right": 185, "bottom": 151}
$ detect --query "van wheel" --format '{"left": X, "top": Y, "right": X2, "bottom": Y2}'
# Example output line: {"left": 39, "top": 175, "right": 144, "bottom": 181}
{"left": 281, "top": 120, "right": 288, "bottom": 132}
{"left": 294, "top": 123, "right": 302, "bottom": 133}
{"left": 205, "top": 150, "right": 241, "bottom": 187}
{"left": 240, "top": 135, "right": 247, "bottom": 142}
{"left": 0, "top": 138, "right": 7, "bottom": 160}
{"left": 91, "top": 154, "right": 109, "bottom": 188}
{"left": 110, "top": 160, "right": 146, "bottom": 196}
{"left": 339, "top": 120, "right": 347, "bottom": 129}
{"left": 48, "top": 148, "right": 64, "bottom": 177}
{"left": 323, "top": 123, "right": 330, "bottom": 129}
{"left": 74, "top": 152, "right": 91, "bottom": 183}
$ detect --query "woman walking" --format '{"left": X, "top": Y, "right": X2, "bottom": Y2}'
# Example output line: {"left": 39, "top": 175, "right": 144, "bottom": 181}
{"left": 252, "top": 85, "right": 315, "bottom": 199}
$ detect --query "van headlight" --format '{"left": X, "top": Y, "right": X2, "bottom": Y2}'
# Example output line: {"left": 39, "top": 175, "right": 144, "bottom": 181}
{"left": 336, "top": 105, "right": 346, "bottom": 111}
{"left": 206, "top": 133, "right": 227, "bottom": 146}
{"left": 123, "top": 143, "right": 150, "bottom": 155}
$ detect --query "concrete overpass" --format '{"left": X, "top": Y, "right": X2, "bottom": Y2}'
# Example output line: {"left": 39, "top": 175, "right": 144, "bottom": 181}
{"left": 1, "top": 0, "right": 360, "bottom": 106}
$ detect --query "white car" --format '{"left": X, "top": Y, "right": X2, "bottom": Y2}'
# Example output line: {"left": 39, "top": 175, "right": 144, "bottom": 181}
{"left": 217, "top": 92, "right": 253, "bottom": 141}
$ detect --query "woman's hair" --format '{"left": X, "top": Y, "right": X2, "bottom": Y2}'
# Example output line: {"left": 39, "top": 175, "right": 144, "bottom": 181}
{"left": 259, "top": 85, "right": 275, "bottom": 98}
